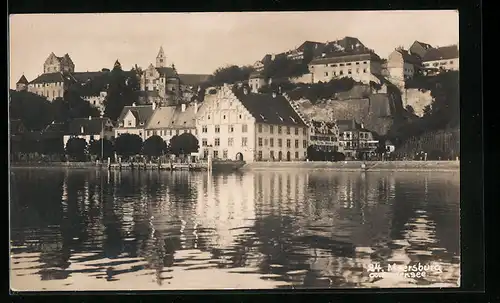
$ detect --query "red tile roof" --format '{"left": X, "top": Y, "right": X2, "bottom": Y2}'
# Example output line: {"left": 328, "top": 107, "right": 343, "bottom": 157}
{"left": 422, "top": 45, "right": 459, "bottom": 62}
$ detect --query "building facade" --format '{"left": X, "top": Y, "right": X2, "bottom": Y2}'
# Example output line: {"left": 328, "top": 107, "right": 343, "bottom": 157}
{"left": 308, "top": 120, "right": 341, "bottom": 152}
{"left": 144, "top": 102, "right": 200, "bottom": 144}
{"left": 422, "top": 45, "right": 459, "bottom": 72}
{"left": 114, "top": 103, "right": 155, "bottom": 140}
{"left": 27, "top": 73, "right": 73, "bottom": 101}
{"left": 63, "top": 117, "right": 114, "bottom": 147}
{"left": 43, "top": 52, "right": 75, "bottom": 74}
{"left": 337, "top": 119, "right": 378, "bottom": 159}
{"left": 16, "top": 75, "right": 28, "bottom": 91}
{"left": 386, "top": 48, "right": 422, "bottom": 87}
{"left": 82, "top": 91, "right": 107, "bottom": 113}
{"left": 195, "top": 85, "right": 309, "bottom": 163}
{"left": 139, "top": 47, "right": 182, "bottom": 106}
{"left": 248, "top": 72, "right": 267, "bottom": 93}
{"left": 308, "top": 51, "right": 383, "bottom": 84}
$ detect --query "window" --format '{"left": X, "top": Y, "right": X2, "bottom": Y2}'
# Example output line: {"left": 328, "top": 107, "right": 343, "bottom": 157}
{"left": 304, "top": 151, "right": 307, "bottom": 158}
{"left": 208, "top": 115, "right": 211, "bottom": 120}
{"left": 303, "top": 128, "right": 307, "bottom": 135}
{"left": 348, "top": 69, "right": 352, "bottom": 75}
{"left": 242, "top": 137, "right": 248, "bottom": 146}
{"left": 278, "top": 139, "right": 282, "bottom": 147}
{"left": 295, "top": 151, "right": 299, "bottom": 159}
{"left": 223, "top": 115, "right": 226, "bottom": 120}
{"left": 215, "top": 125, "right": 220, "bottom": 133}
{"left": 258, "top": 138, "right": 263, "bottom": 147}
{"left": 128, "top": 120, "right": 132, "bottom": 126}
{"left": 215, "top": 138, "right": 220, "bottom": 146}
{"left": 258, "top": 151, "right": 262, "bottom": 160}
{"left": 242, "top": 124, "right": 248, "bottom": 132}
{"left": 239, "top": 114, "right": 242, "bottom": 119}
{"left": 294, "top": 127, "right": 298, "bottom": 135}
{"left": 356, "top": 62, "right": 360, "bottom": 65}
{"left": 223, "top": 150, "right": 228, "bottom": 159}
{"left": 450, "top": 60, "right": 454, "bottom": 64}
{"left": 183, "top": 130, "right": 187, "bottom": 133}
{"left": 363, "top": 69, "right": 367, "bottom": 73}
{"left": 270, "top": 138, "right": 274, "bottom": 147}
{"left": 176, "top": 130, "right": 179, "bottom": 135}
{"left": 363, "top": 61, "right": 367, "bottom": 64}
{"left": 303, "top": 140, "right": 307, "bottom": 148}
{"left": 286, "top": 139, "right": 291, "bottom": 148}
{"left": 325, "top": 72, "right": 329, "bottom": 77}
{"left": 286, "top": 126, "right": 290, "bottom": 135}
{"left": 295, "top": 139, "right": 299, "bottom": 148}
{"left": 258, "top": 124, "right": 262, "bottom": 133}
{"left": 340, "top": 70, "right": 344, "bottom": 75}
{"left": 270, "top": 125, "right": 274, "bottom": 134}
{"left": 202, "top": 139, "right": 207, "bottom": 146}
{"left": 346, "top": 63, "right": 351, "bottom": 66}
{"left": 340, "top": 63, "right": 345, "bottom": 67}
{"left": 203, "top": 150, "right": 209, "bottom": 159}
{"left": 213, "top": 150, "right": 219, "bottom": 158}
{"left": 270, "top": 150, "right": 274, "bottom": 159}
{"left": 278, "top": 126, "right": 282, "bottom": 134}
{"left": 229, "top": 125, "right": 234, "bottom": 132}
{"left": 202, "top": 126, "right": 207, "bottom": 133}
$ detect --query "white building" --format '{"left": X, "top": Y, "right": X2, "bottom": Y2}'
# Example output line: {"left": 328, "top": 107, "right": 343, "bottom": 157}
{"left": 422, "top": 44, "right": 459, "bottom": 72}
{"left": 144, "top": 102, "right": 201, "bottom": 144}
{"left": 114, "top": 103, "right": 155, "bottom": 140}
{"left": 308, "top": 50, "right": 383, "bottom": 84}
{"left": 195, "top": 85, "right": 309, "bottom": 162}
{"left": 82, "top": 91, "right": 107, "bottom": 113}
{"left": 308, "top": 120, "right": 341, "bottom": 152}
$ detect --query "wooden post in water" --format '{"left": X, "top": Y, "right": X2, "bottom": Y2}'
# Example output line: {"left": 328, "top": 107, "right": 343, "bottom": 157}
{"left": 107, "top": 157, "right": 111, "bottom": 170}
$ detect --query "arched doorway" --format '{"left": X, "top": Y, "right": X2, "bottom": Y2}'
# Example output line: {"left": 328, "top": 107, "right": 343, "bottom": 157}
{"left": 236, "top": 152, "right": 243, "bottom": 161}
{"left": 286, "top": 151, "right": 291, "bottom": 161}
{"left": 278, "top": 151, "right": 283, "bottom": 161}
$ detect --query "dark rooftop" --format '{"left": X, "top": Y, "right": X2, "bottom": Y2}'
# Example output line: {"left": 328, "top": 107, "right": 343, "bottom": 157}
{"left": 17, "top": 75, "right": 28, "bottom": 84}
{"left": 233, "top": 90, "right": 307, "bottom": 127}
{"left": 28, "top": 72, "right": 75, "bottom": 85}
{"left": 422, "top": 45, "right": 459, "bottom": 62}
{"left": 310, "top": 51, "right": 381, "bottom": 65}
{"left": 116, "top": 104, "right": 154, "bottom": 127}
{"left": 156, "top": 67, "right": 178, "bottom": 78}
{"left": 67, "top": 117, "right": 112, "bottom": 135}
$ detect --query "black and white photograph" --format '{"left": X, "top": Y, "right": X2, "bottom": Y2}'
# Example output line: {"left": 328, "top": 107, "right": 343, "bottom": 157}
{"left": 9, "top": 11, "right": 460, "bottom": 290}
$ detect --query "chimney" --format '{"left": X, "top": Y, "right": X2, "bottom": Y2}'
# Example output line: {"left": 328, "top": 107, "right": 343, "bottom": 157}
{"left": 181, "top": 103, "right": 186, "bottom": 112}
{"left": 132, "top": 102, "right": 136, "bottom": 107}
{"left": 194, "top": 102, "right": 199, "bottom": 114}
{"left": 88, "top": 116, "right": 92, "bottom": 120}
{"left": 243, "top": 87, "right": 249, "bottom": 95}
{"left": 272, "top": 92, "right": 277, "bottom": 98}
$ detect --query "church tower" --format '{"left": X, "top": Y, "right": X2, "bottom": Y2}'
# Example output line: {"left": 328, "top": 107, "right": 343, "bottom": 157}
{"left": 156, "top": 46, "right": 166, "bottom": 68}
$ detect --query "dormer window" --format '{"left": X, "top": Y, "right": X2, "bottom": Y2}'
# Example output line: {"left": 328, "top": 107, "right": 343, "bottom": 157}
{"left": 290, "top": 117, "right": 296, "bottom": 123}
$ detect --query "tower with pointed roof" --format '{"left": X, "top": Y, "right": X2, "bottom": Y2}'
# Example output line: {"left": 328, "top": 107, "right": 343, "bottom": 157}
{"left": 16, "top": 75, "right": 28, "bottom": 91}
{"left": 156, "top": 46, "right": 166, "bottom": 68}
{"left": 43, "top": 52, "right": 75, "bottom": 74}
{"left": 114, "top": 59, "right": 122, "bottom": 70}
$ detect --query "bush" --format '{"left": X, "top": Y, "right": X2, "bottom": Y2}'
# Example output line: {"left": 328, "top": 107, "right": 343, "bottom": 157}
{"left": 115, "top": 133, "right": 143, "bottom": 159}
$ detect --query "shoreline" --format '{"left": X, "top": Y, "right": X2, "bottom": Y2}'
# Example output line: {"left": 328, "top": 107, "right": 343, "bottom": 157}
{"left": 241, "top": 160, "right": 460, "bottom": 172}
{"left": 10, "top": 160, "right": 460, "bottom": 172}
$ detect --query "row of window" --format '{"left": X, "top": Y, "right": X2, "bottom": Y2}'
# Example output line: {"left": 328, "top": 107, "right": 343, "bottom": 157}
{"left": 202, "top": 137, "right": 247, "bottom": 147}
{"left": 310, "top": 135, "right": 338, "bottom": 142}
{"left": 36, "top": 89, "right": 63, "bottom": 99}
{"left": 313, "top": 61, "right": 369, "bottom": 68}
{"left": 258, "top": 138, "right": 307, "bottom": 148}
{"left": 323, "top": 68, "right": 367, "bottom": 77}
{"left": 145, "top": 129, "right": 193, "bottom": 137}
{"left": 202, "top": 149, "right": 307, "bottom": 161}
{"left": 423, "top": 60, "right": 455, "bottom": 67}
{"left": 258, "top": 124, "right": 307, "bottom": 135}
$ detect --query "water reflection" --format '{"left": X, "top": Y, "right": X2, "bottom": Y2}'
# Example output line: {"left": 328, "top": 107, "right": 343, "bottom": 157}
{"left": 10, "top": 169, "right": 460, "bottom": 290}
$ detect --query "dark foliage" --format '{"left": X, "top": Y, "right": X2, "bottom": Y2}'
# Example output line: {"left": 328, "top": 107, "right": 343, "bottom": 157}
{"left": 65, "top": 137, "right": 87, "bottom": 161}
{"left": 88, "top": 138, "right": 115, "bottom": 160}
{"left": 208, "top": 65, "right": 254, "bottom": 85}
{"left": 169, "top": 133, "right": 199, "bottom": 156}
{"left": 142, "top": 135, "right": 168, "bottom": 158}
{"left": 263, "top": 56, "right": 309, "bottom": 79}
{"left": 9, "top": 90, "right": 53, "bottom": 131}
{"left": 114, "top": 133, "right": 143, "bottom": 159}
{"left": 306, "top": 145, "right": 345, "bottom": 162}
{"left": 104, "top": 65, "right": 140, "bottom": 121}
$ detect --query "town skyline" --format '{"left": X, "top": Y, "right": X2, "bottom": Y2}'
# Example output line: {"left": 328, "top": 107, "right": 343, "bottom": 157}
{"left": 9, "top": 11, "right": 459, "bottom": 89}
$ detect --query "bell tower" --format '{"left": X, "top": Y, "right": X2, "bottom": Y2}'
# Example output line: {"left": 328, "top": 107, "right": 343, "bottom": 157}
{"left": 156, "top": 46, "right": 166, "bottom": 68}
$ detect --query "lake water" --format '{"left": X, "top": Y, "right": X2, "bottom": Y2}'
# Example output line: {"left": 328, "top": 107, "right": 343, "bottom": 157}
{"left": 9, "top": 168, "right": 460, "bottom": 290}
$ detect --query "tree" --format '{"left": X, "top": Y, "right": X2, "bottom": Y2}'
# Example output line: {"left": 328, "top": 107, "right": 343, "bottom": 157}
{"left": 104, "top": 63, "right": 140, "bottom": 121}
{"left": 64, "top": 86, "right": 101, "bottom": 119}
{"left": 114, "top": 133, "right": 143, "bottom": 159}
{"left": 209, "top": 65, "right": 254, "bottom": 85}
{"left": 65, "top": 137, "right": 88, "bottom": 161}
{"left": 169, "top": 133, "right": 199, "bottom": 156}
{"left": 142, "top": 135, "right": 168, "bottom": 158}
{"left": 88, "top": 138, "right": 115, "bottom": 160}
{"left": 9, "top": 90, "right": 53, "bottom": 131}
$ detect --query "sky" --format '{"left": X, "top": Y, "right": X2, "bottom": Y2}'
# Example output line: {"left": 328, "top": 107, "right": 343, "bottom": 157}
{"left": 9, "top": 11, "right": 459, "bottom": 89}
